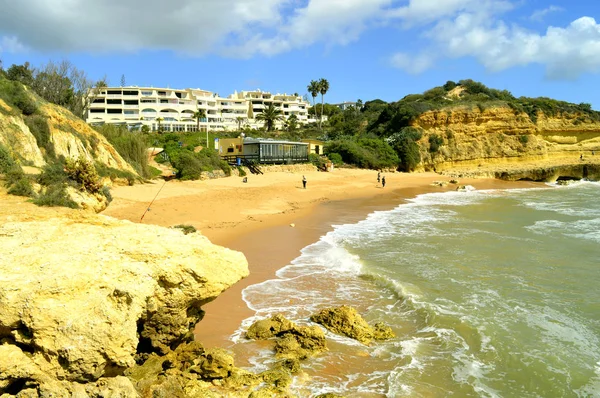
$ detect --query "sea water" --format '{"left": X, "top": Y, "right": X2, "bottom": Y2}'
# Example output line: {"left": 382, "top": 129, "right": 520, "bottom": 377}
{"left": 235, "top": 181, "right": 600, "bottom": 397}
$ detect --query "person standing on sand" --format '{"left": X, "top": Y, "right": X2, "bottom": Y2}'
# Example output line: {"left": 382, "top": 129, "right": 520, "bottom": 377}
{"left": 381, "top": 176, "right": 386, "bottom": 188}
{"left": 377, "top": 171, "right": 381, "bottom": 184}
{"left": 302, "top": 175, "right": 307, "bottom": 189}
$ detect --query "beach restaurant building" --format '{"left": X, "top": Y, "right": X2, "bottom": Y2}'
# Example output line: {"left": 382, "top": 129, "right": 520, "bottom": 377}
{"left": 216, "top": 137, "right": 309, "bottom": 165}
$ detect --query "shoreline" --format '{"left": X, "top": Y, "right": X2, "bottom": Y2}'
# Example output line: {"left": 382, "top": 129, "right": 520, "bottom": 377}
{"left": 194, "top": 178, "right": 544, "bottom": 352}
{"left": 101, "top": 169, "right": 544, "bottom": 352}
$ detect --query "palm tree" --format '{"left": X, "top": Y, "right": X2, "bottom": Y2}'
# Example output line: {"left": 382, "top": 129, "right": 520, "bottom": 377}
{"left": 193, "top": 109, "right": 206, "bottom": 132}
{"left": 155, "top": 117, "right": 164, "bottom": 133}
{"left": 317, "top": 78, "right": 329, "bottom": 130}
{"left": 236, "top": 116, "right": 246, "bottom": 131}
{"left": 285, "top": 114, "right": 299, "bottom": 132}
{"left": 307, "top": 80, "right": 319, "bottom": 118}
{"left": 256, "top": 103, "right": 283, "bottom": 132}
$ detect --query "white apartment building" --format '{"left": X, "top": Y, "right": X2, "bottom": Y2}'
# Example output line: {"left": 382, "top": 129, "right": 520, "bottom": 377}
{"left": 86, "top": 86, "right": 314, "bottom": 132}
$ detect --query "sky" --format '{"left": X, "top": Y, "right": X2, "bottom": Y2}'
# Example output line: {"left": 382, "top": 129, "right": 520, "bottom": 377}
{"left": 1, "top": 0, "right": 600, "bottom": 108}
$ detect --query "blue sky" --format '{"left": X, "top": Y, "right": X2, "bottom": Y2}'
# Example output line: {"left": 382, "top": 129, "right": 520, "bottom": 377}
{"left": 1, "top": 0, "right": 600, "bottom": 108}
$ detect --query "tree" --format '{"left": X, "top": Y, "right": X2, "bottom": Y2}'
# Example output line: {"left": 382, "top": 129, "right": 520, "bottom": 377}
{"left": 284, "top": 114, "right": 299, "bottom": 132}
{"left": 256, "top": 103, "right": 283, "bottom": 131}
{"left": 356, "top": 99, "right": 363, "bottom": 115}
{"left": 317, "top": 78, "right": 329, "bottom": 130}
{"left": 6, "top": 62, "right": 34, "bottom": 86}
{"left": 155, "top": 117, "right": 164, "bottom": 133}
{"left": 235, "top": 116, "right": 246, "bottom": 131}
{"left": 307, "top": 80, "right": 319, "bottom": 114}
{"left": 193, "top": 109, "right": 206, "bottom": 132}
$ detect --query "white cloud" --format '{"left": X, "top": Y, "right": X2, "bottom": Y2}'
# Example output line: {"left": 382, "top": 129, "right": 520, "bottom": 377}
{"left": 530, "top": 5, "right": 564, "bottom": 22}
{"left": 0, "top": 0, "right": 287, "bottom": 55}
{"left": 0, "top": 36, "right": 27, "bottom": 54}
{"left": 0, "top": 0, "right": 396, "bottom": 57}
{"left": 390, "top": 52, "right": 436, "bottom": 74}
{"left": 388, "top": 1, "right": 600, "bottom": 79}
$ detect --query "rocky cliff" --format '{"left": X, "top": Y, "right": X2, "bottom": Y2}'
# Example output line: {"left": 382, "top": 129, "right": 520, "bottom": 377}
{"left": 0, "top": 191, "right": 249, "bottom": 397}
{"left": 413, "top": 105, "right": 600, "bottom": 181}
{"left": 0, "top": 98, "right": 135, "bottom": 174}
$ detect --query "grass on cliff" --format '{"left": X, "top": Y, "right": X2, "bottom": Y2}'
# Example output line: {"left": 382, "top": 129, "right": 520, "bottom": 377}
{"left": 95, "top": 124, "right": 154, "bottom": 180}
{"left": 368, "top": 79, "right": 600, "bottom": 137}
{"left": 0, "top": 76, "right": 38, "bottom": 116}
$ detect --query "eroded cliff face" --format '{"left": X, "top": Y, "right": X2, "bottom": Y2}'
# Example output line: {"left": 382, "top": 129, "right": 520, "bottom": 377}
{"left": 0, "top": 192, "right": 249, "bottom": 397}
{"left": 413, "top": 106, "right": 600, "bottom": 180}
{"left": 0, "top": 98, "right": 135, "bottom": 174}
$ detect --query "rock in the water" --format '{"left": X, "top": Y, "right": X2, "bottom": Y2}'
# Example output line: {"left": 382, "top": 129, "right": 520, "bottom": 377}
{"left": 373, "top": 322, "right": 396, "bottom": 340}
{"left": 247, "top": 315, "right": 327, "bottom": 360}
{"left": 246, "top": 314, "right": 296, "bottom": 340}
{"left": 310, "top": 306, "right": 374, "bottom": 344}
{"left": 310, "top": 306, "right": 395, "bottom": 345}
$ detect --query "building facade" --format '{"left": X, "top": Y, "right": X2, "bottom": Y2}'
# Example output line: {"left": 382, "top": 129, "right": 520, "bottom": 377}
{"left": 86, "top": 87, "right": 316, "bottom": 132}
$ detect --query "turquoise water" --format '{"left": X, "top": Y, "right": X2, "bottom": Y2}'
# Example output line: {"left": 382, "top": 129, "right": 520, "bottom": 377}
{"left": 236, "top": 182, "right": 600, "bottom": 397}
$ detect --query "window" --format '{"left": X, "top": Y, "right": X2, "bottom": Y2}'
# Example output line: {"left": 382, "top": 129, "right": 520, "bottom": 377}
{"left": 227, "top": 147, "right": 234, "bottom": 153}
{"left": 90, "top": 109, "right": 105, "bottom": 113}
{"left": 141, "top": 91, "right": 153, "bottom": 96}
{"left": 107, "top": 99, "right": 121, "bottom": 104}
{"left": 107, "top": 109, "right": 122, "bottom": 114}
{"left": 93, "top": 98, "right": 105, "bottom": 103}
{"left": 107, "top": 90, "right": 121, "bottom": 95}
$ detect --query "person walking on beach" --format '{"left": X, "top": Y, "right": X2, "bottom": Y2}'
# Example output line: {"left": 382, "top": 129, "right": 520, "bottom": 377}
{"left": 302, "top": 175, "right": 307, "bottom": 189}
{"left": 377, "top": 171, "right": 381, "bottom": 184}
{"left": 381, "top": 176, "right": 386, "bottom": 188}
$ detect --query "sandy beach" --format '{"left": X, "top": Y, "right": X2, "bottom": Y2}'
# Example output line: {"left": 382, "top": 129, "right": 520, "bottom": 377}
{"left": 102, "top": 168, "right": 542, "bottom": 351}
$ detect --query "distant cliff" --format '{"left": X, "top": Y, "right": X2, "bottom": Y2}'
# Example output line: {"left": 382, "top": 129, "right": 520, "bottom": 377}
{"left": 413, "top": 105, "right": 600, "bottom": 181}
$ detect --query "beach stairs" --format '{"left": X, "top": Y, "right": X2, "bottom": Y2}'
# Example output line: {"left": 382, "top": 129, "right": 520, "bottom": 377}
{"left": 242, "top": 159, "right": 263, "bottom": 175}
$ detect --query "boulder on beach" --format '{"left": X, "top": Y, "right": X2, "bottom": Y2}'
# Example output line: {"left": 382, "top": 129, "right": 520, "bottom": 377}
{"left": 310, "top": 305, "right": 395, "bottom": 345}
{"left": 246, "top": 314, "right": 327, "bottom": 360}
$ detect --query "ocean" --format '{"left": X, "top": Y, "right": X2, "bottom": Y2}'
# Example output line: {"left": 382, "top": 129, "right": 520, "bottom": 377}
{"left": 233, "top": 181, "right": 600, "bottom": 397}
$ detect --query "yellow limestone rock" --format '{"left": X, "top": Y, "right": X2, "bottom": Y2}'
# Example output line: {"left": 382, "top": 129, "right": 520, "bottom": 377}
{"left": 0, "top": 201, "right": 248, "bottom": 395}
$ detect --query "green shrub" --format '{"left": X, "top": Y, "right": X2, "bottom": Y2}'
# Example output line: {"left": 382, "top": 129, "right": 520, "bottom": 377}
{"left": 95, "top": 125, "right": 150, "bottom": 179}
{"left": 171, "top": 150, "right": 203, "bottom": 180}
{"left": 389, "top": 127, "right": 422, "bottom": 172}
{"left": 0, "top": 144, "right": 17, "bottom": 173}
{"left": 7, "top": 174, "right": 35, "bottom": 197}
{"left": 428, "top": 134, "right": 444, "bottom": 153}
{"left": 24, "top": 115, "right": 55, "bottom": 159}
{"left": 33, "top": 185, "right": 78, "bottom": 208}
{"left": 309, "top": 153, "right": 327, "bottom": 170}
{"left": 64, "top": 156, "right": 102, "bottom": 193}
{"left": 168, "top": 147, "right": 231, "bottom": 180}
{"left": 328, "top": 152, "right": 343, "bottom": 165}
{"left": 519, "top": 135, "right": 529, "bottom": 144}
{"left": 237, "top": 166, "right": 247, "bottom": 177}
{"left": 0, "top": 78, "right": 38, "bottom": 115}
{"left": 101, "top": 185, "right": 113, "bottom": 203}
{"left": 94, "top": 162, "right": 138, "bottom": 184}
{"left": 173, "top": 224, "right": 197, "bottom": 235}
{"left": 325, "top": 138, "right": 398, "bottom": 170}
